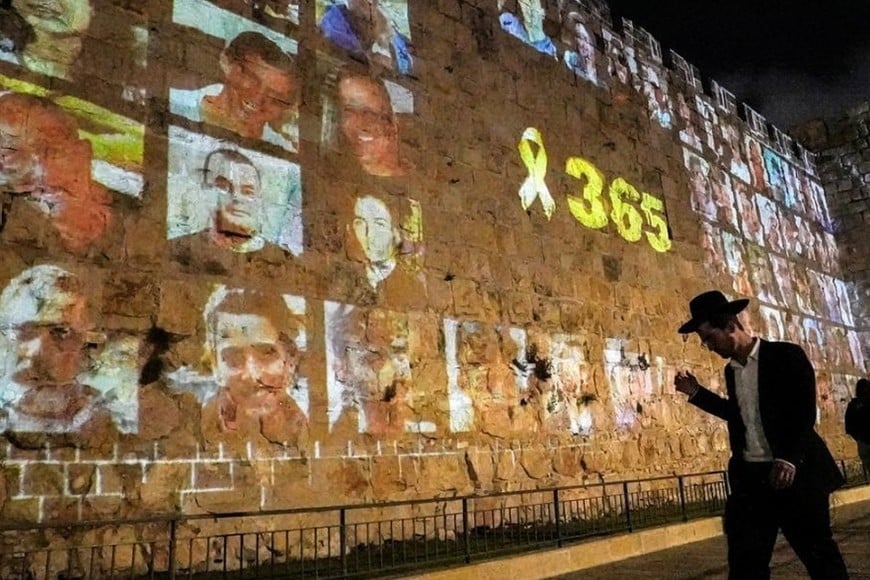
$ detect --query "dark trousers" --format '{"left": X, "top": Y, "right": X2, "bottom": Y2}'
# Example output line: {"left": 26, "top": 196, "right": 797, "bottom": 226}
{"left": 724, "top": 462, "right": 848, "bottom": 580}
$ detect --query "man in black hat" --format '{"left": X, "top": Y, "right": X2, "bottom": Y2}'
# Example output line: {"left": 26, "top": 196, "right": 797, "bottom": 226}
{"left": 674, "top": 290, "right": 847, "bottom": 580}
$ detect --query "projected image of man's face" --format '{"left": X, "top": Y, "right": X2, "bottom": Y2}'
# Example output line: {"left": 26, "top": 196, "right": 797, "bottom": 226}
{"left": 0, "top": 92, "right": 112, "bottom": 252}
{"left": 204, "top": 150, "right": 263, "bottom": 248}
{"left": 204, "top": 290, "right": 306, "bottom": 442}
{"left": 338, "top": 74, "right": 401, "bottom": 177}
{"left": 207, "top": 32, "right": 297, "bottom": 140}
{"left": 0, "top": 265, "right": 111, "bottom": 433}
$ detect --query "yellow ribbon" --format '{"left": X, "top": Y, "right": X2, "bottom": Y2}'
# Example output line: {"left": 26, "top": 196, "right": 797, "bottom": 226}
{"left": 517, "top": 127, "right": 555, "bottom": 220}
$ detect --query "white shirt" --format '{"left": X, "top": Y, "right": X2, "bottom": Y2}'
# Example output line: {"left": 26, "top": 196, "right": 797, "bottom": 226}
{"left": 729, "top": 338, "right": 774, "bottom": 462}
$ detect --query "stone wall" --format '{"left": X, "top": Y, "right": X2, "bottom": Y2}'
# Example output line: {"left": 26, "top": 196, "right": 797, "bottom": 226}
{"left": 793, "top": 101, "right": 870, "bottom": 371}
{"left": 0, "top": 0, "right": 865, "bottom": 527}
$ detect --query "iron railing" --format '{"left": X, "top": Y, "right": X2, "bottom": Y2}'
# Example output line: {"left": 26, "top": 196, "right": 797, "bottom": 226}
{"left": 0, "top": 458, "right": 866, "bottom": 580}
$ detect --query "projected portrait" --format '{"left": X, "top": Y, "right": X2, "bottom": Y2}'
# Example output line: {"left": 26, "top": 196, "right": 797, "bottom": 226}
{"left": 812, "top": 270, "right": 842, "bottom": 324}
{"left": 780, "top": 211, "right": 804, "bottom": 258}
{"left": 346, "top": 195, "right": 424, "bottom": 294}
{"left": 317, "top": 0, "right": 413, "bottom": 75}
{"left": 558, "top": 7, "right": 597, "bottom": 85}
{"left": 847, "top": 330, "right": 865, "bottom": 372}
{"left": 700, "top": 222, "right": 726, "bottom": 276}
{"left": 676, "top": 93, "right": 702, "bottom": 151}
{"left": 325, "top": 302, "right": 437, "bottom": 436}
{"left": 602, "top": 27, "right": 637, "bottom": 86}
{"left": 719, "top": 121, "right": 750, "bottom": 184}
{"left": 641, "top": 65, "right": 672, "bottom": 129}
{"left": 169, "top": 286, "right": 308, "bottom": 445}
{"left": 0, "top": 265, "right": 137, "bottom": 434}
{"left": 722, "top": 231, "right": 753, "bottom": 297}
{"left": 321, "top": 69, "right": 411, "bottom": 177}
{"left": 684, "top": 149, "right": 716, "bottom": 221}
{"left": 759, "top": 305, "right": 785, "bottom": 342}
{"left": 166, "top": 126, "right": 302, "bottom": 263}
{"left": 0, "top": 0, "right": 148, "bottom": 96}
{"left": 604, "top": 338, "right": 664, "bottom": 431}
{"left": 754, "top": 194, "right": 784, "bottom": 253}
{"left": 834, "top": 279, "right": 854, "bottom": 326}
{"left": 733, "top": 182, "right": 763, "bottom": 246}
{"left": 762, "top": 148, "right": 792, "bottom": 205}
{"left": 695, "top": 96, "right": 719, "bottom": 153}
{"left": 768, "top": 254, "right": 795, "bottom": 310}
{"left": 170, "top": 1, "right": 298, "bottom": 152}
{"left": 498, "top": 0, "right": 557, "bottom": 58}
{"left": 518, "top": 331, "right": 596, "bottom": 436}
{"left": 711, "top": 171, "right": 738, "bottom": 227}
{"left": 0, "top": 0, "right": 90, "bottom": 80}
{"left": 445, "top": 319, "right": 529, "bottom": 435}
{"left": 0, "top": 92, "right": 116, "bottom": 253}
{"left": 746, "top": 245, "right": 779, "bottom": 306}
{"left": 745, "top": 136, "right": 767, "bottom": 190}
{"left": 808, "top": 179, "right": 832, "bottom": 229}
{"left": 802, "top": 318, "right": 825, "bottom": 368}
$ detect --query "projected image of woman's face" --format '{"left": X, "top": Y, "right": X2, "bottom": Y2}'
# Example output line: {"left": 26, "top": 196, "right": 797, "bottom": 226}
{"left": 353, "top": 196, "right": 396, "bottom": 264}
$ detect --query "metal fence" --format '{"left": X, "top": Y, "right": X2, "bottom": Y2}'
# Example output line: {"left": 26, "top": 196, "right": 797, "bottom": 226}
{"left": 1, "top": 458, "right": 866, "bottom": 580}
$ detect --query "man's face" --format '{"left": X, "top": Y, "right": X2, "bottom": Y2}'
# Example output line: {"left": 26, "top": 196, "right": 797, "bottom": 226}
{"left": 11, "top": 291, "right": 88, "bottom": 387}
{"left": 695, "top": 321, "right": 737, "bottom": 360}
{"left": 13, "top": 0, "right": 92, "bottom": 36}
{"left": 222, "top": 53, "right": 296, "bottom": 137}
{"left": 338, "top": 76, "right": 398, "bottom": 169}
{"left": 0, "top": 100, "right": 93, "bottom": 196}
{"left": 206, "top": 155, "right": 262, "bottom": 239}
{"left": 213, "top": 312, "right": 293, "bottom": 401}
{"left": 353, "top": 196, "right": 395, "bottom": 263}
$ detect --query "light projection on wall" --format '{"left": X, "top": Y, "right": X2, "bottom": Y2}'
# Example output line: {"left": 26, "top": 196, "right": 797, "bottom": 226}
{"left": 445, "top": 321, "right": 596, "bottom": 436}
{"left": 347, "top": 195, "right": 424, "bottom": 292}
{"left": 316, "top": 0, "right": 413, "bottom": 75}
{"left": 168, "top": 286, "right": 309, "bottom": 444}
{"left": 640, "top": 64, "right": 672, "bottom": 129}
{"left": 559, "top": 5, "right": 597, "bottom": 85}
{"left": 517, "top": 128, "right": 672, "bottom": 252}
{"left": 0, "top": 265, "right": 138, "bottom": 434}
{"left": 325, "top": 302, "right": 438, "bottom": 436}
{"left": 602, "top": 26, "right": 638, "bottom": 87}
{"left": 522, "top": 331, "right": 596, "bottom": 436}
{"left": 170, "top": 0, "right": 299, "bottom": 152}
{"left": 166, "top": 125, "right": 302, "bottom": 259}
{"left": 498, "top": 0, "right": 556, "bottom": 58}
{"left": 445, "top": 319, "right": 527, "bottom": 435}
{"left": 0, "top": 79, "right": 144, "bottom": 253}
{"left": 604, "top": 338, "right": 664, "bottom": 430}
{"left": 0, "top": 0, "right": 149, "bottom": 103}
{"left": 320, "top": 65, "right": 413, "bottom": 177}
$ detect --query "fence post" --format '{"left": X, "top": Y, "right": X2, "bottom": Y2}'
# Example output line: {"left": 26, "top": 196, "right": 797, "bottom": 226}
{"left": 168, "top": 518, "right": 177, "bottom": 580}
{"left": 622, "top": 482, "right": 632, "bottom": 533}
{"left": 678, "top": 476, "right": 688, "bottom": 522}
{"left": 462, "top": 498, "right": 471, "bottom": 564}
{"left": 553, "top": 489, "right": 562, "bottom": 547}
{"left": 340, "top": 508, "right": 347, "bottom": 577}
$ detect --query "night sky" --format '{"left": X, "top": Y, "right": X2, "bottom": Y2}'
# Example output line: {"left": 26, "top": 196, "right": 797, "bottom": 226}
{"left": 604, "top": 0, "right": 870, "bottom": 130}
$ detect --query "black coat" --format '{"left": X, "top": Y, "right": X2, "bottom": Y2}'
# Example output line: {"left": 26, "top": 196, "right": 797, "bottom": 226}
{"left": 690, "top": 339, "right": 844, "bottom": 494}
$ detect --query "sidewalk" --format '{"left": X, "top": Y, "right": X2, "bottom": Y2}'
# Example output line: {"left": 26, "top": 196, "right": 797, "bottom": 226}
{"left": 548, "top": 498, "right": 870, "bottom": 579}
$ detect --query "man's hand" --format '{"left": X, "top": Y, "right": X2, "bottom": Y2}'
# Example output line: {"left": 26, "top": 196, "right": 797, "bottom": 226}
{"left": 674, "top": 370, "right": 701, "bottom": 397}
{"left": 769, "top": 460, "right": 796, "bottom": 490}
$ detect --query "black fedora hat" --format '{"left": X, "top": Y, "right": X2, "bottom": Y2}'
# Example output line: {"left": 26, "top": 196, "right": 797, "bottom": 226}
{"left": 678, "top": 290, "right": 749, "bottom": 334}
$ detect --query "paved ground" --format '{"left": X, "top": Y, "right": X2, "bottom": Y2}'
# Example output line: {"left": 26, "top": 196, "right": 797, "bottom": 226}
{"left": 549, "top": 500, "right": 870, "bottom": 580}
